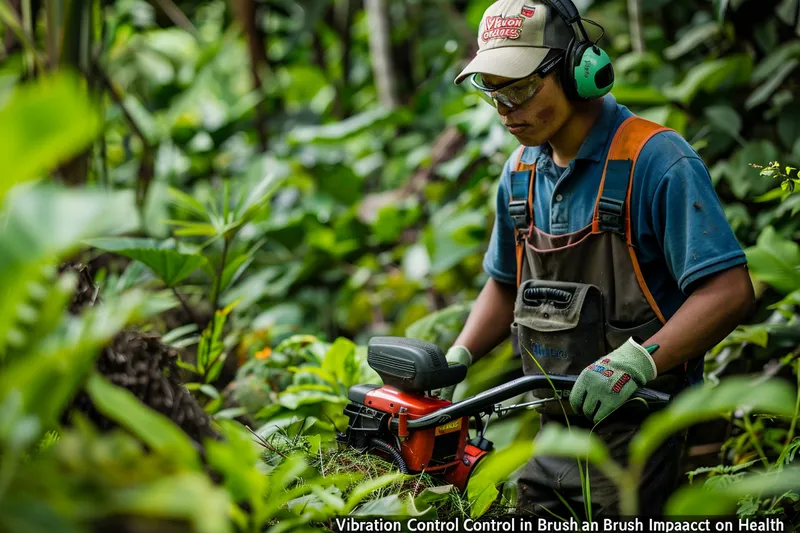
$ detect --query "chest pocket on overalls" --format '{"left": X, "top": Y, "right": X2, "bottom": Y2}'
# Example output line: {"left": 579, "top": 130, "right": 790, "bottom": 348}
{"left": 511, "top": 279, "right": 606, "bottom": 399}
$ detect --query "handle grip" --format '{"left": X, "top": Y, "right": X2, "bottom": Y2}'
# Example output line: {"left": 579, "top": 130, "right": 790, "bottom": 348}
{"left": 398, "top": 374, "right": 671, "bottom": 431}
{"left": 630, "top": 386, "right": 671, "bottom": 404}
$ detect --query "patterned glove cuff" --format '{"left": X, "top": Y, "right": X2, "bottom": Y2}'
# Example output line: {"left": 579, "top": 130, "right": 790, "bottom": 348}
{"left": 628, "top": 337, "right": 658, "bottom": 380}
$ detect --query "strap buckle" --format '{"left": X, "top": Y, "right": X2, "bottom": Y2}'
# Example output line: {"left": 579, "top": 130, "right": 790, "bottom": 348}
{"left": 509, "top": 200, "right": 530, "bottom": 233}
{"left": 597, "top": 197, "right": 625, "bottom": 235}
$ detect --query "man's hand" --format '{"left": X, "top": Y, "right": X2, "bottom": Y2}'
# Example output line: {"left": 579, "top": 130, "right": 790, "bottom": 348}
{"left": 569, "top": 338, "right": 658, "bottom": 424}
{"left": 437, "top": 346, "right": 472, "bottom": 401}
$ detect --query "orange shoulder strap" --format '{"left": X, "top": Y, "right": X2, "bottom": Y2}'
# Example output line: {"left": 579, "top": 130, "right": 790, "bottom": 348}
{"left": 593, "top": 116, "right": 673, "bottom": 324}
{"left": 510, "top": 147, "right": 536, "bottom": 288}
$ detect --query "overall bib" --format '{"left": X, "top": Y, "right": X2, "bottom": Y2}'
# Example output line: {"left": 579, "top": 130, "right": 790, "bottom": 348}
{"left": 509, "top": 117, "right": 690, "bottom": 518}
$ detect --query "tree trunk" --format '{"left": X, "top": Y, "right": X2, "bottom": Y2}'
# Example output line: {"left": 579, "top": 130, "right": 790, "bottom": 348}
{"left": 3, "top": 0, "right": 21, "bottom": 54}
{"left": 364, "top": 0, "right": 398, "bottom": 109}
{"left": 229, "top": 0, "right": 269, "bottom": 152}
{"left": 627, "top": 0, "right": 645, "bottom": 53}
{"left": 58, "top": 0, "right": 95, "bottom": 185}
{"left": 332, "top": 0, "right": 355, "bottom": 118}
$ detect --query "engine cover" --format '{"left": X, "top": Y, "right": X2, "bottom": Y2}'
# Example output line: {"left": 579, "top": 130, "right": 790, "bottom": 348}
{"left": 338, "top": 384, "right": 470, "bottom": 473}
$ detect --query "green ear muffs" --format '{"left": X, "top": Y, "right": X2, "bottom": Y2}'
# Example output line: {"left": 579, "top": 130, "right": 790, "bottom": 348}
{"left": 571, "top": 43, "right": 614, "bottom": 99}
{"left": 545, "top": 0, "right": 615, "bottom": 101}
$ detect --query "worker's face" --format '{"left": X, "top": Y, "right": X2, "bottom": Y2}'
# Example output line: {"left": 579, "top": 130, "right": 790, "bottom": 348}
{"left": 480, "top": 72, "right": 571, "bottom": 147}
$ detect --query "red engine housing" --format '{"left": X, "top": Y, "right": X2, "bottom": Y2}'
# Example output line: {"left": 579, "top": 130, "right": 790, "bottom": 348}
{"left": 362, "top": 385, "right": 488, "bottom": 490}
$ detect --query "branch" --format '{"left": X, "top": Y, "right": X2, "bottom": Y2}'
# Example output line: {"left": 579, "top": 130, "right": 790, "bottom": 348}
{"left": 171, "top": 286, "right": 202, "bottom": 327}
{"left": 152, "top": 0, "right": 201, "bottom": 40}
{"left": 96, "top": 64, "right": 151, "bottom": 148}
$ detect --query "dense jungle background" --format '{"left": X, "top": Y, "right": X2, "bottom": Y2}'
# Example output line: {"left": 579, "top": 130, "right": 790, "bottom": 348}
{"left": 2, "top": 0, "right": 800, "bottom": 530}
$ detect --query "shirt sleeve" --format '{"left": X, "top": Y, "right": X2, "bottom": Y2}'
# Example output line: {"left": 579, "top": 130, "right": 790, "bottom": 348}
{"left": 651, "top": 155, "right": 747, "bottom": 294}
{"left": 482, "top": 153, "right": 520, "bottom": 286}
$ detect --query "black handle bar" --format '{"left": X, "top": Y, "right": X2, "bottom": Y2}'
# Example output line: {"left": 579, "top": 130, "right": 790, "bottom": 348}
{"left": 394, "top": 374, "right": 670, "bottom": 431}
{"left": 523, "top": 287, "right": 572, "bottom": 306}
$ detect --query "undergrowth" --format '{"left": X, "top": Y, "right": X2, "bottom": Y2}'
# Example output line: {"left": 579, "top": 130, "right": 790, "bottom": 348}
{"left": 256, "top": 428, "right": 513, "bottom": 524}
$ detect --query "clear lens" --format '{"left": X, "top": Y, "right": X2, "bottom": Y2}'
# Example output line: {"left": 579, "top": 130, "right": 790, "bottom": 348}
{"left": 471, "top": 71, "right": 546, "bottom": 109}
{"left": 469, "top": 53, "right": 563, "bottom": 109}
{"left": 491, "top": 74, "right": 546, "bottom": 107}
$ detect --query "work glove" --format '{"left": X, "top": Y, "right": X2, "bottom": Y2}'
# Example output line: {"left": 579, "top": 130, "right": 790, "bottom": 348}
{"left": 436, "top": 345, "right": 472, "bottom": 402}
{"left": 569, "top": 337, "right": 658, "bottom": 424}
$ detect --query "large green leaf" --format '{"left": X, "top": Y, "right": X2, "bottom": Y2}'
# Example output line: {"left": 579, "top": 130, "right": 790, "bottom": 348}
{"left": 236, "top": 173, "right": 286, "bottom": 225}
{"left": 350, "top": 493, "right": 437, "bottom": 519}
{"left": 167, "top": 187, "right": 209, "bottom": 220}
{"left": 467, "top": 440, "right": 534, "bottom": 518}
{"left": 752, "top": 40, "right": 800, "bottom": 82}
{"left": 744, "top": 226, "right": 800, "bottom": 295}
{"left": 532, "top": 423, "right": 612, "bottom": 466}
{"left": 610, "top": 84, "right": 669, "bottom": 106}
{"left": 745, "top": 59, "right": 799, "bottom": 110}
{"left": 0, "top": 187, "right": 139, "bottom": 273}
{"left": 0, "top": 186, "right": 139, "bottom": 355}
{"left": 613, "top": 52, "right": 664, "bottom": 76}
{"left": 704, "top": 105, "right": 742, "bottom": 140}
{"left": 0, "top": 71, "right": 102, "bottom": 204}
{"left": 629, "top": 376, "right": 796, "bottom": 469}
{"left": 86, "top": 237, "right": 209, "bottom": 287}
{"left": 279, "top": 64, "right": 330, "bottom": 110}
{"left": 342, "top": 472, "right": 407, "bottom": 514}
{"left": 663, "top": 22, "right": 720, "bottom": 60}
{"left": 86, "top": 373, "right": 201, "bottom": 469}
{"left": 288, "top": 108, "right": 401, "bottom": 145}
{"left": 664, "top": 55, "right": 753, "bottom": 104}
{"left": 321, "top": 337, "right": 361, "bottom": 392}
{"left": 425, "top": 209, "right": 485, "bottom": 274}
{"left": 108, "top": 472, "right": 232, "bottom": 533}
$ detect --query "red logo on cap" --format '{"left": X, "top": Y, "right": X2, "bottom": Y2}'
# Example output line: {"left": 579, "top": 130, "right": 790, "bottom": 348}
{"left": 521, "top": 5, "right": 535, "bottom": 18}
{"left": 482, "top": 15, "right": 523, "bottom": 41}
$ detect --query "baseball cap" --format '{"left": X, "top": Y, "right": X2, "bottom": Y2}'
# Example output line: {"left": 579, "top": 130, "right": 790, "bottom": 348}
{"left": 454, "top": 0, "right": 573, "bottom": 85}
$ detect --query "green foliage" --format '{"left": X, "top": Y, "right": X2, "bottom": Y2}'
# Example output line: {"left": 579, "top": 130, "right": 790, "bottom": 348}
{"left": 745, "top": 226, "right": 800, "bottom": 295}
{"left": 0, "top": 71, "right": 101, "bottom": 201}
{"left": 86, "top": 237, "right": 209, "bottom": 287}
{"left": 86, "top": 373, "right": 201, "bottom": 469}
{"left": 629, "top": 377, "right": 797, "bottom": 469}
{"left": 666, "top": 467, "right": 800, "bottom": 515}
{"left": 2, "top": 0, "right": 800, "bottom": 529}
{"left": 467, "top": 441, "right": 533, "bottom": 518}
{"left": 664, "top": 55, "right": 753, "bottom": 104}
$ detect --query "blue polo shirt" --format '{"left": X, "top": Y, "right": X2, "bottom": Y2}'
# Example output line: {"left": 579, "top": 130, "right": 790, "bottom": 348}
{"left": 484, "top": 94, "right": 747, "bottom": 384}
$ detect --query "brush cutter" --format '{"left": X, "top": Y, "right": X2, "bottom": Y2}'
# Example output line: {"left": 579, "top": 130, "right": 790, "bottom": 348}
{"left": 336, "top": 336, "right": 671, "bottom": 490}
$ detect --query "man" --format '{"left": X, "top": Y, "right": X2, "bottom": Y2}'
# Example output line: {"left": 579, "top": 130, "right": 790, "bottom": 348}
{"left": 441, "top": 0, "right": 755, "bottom": 518}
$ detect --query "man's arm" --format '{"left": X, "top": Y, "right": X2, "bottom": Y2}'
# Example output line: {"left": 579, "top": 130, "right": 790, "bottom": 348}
{"left": 452, "top": 277, "right": 517, "bottom": 363}
{"left": 645, "top": 264, "right": 755, "bottom": 375}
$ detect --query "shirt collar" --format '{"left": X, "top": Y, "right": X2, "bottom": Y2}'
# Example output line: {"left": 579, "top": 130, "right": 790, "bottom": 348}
{"left": 520, "top": 93, "right": 619, "bottom": 166}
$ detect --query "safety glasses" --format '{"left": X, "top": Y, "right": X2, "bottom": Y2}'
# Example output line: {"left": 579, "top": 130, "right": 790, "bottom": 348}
{"left": 470, "top": 52, "right": 564, "bottom": 109}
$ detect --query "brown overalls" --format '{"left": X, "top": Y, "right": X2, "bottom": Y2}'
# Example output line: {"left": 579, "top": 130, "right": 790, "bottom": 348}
{"left": 509, "top": 117, "right": 690, "bottom": 518}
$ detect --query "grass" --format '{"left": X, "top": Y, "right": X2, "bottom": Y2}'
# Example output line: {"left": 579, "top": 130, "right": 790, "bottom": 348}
{"left": 256, "top": 428, "right": 514, "bottom": 523}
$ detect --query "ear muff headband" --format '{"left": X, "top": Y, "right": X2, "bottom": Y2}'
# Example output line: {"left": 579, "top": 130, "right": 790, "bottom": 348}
{"left": 542, "top": 0, "right": 614, "bottom": 100}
